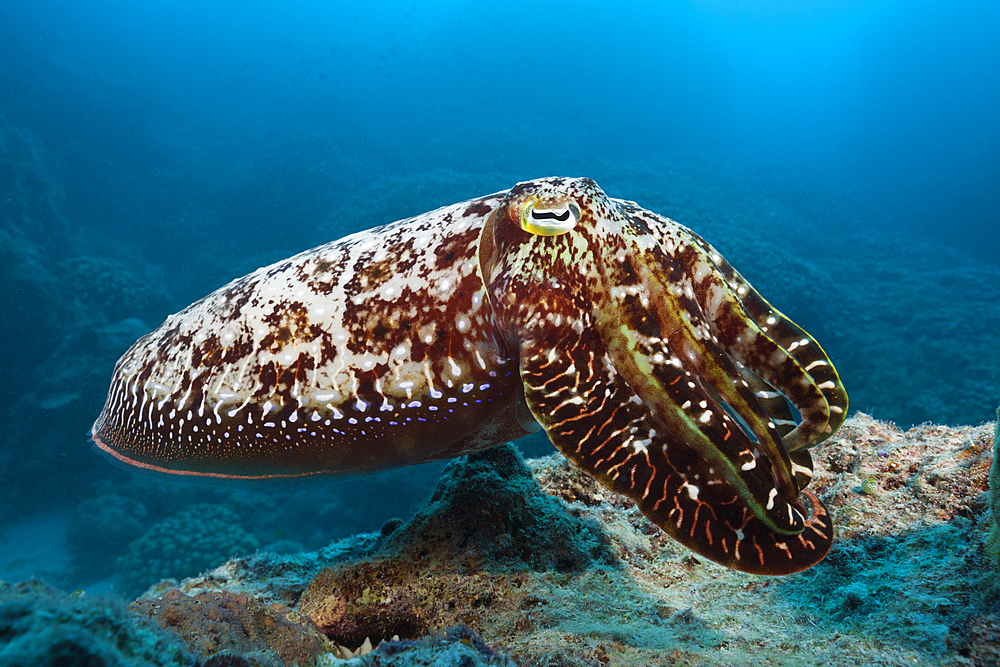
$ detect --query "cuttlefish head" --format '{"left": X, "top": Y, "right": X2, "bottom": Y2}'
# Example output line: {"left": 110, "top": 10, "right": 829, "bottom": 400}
{"left": 478, "top": 176, "right": 847, "bottom": 574}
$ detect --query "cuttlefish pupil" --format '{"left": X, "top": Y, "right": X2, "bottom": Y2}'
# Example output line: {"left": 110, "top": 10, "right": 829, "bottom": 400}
{"left": 91, "top": 176, "right": 847, "bottom": 576}
{"left": 520, "top": 199, "right": 581, "bottom": 235}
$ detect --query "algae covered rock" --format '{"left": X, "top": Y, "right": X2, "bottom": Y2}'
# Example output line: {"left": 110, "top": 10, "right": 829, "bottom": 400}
{"left": 297, "top": 558, "right": 530, "bottom": 649}
{"left": 132, "top": 589, "right": 332, "bottom": 667}
{"left": 297, "top": 443, "right": 616, "bottom": 649}
{"left": 379, "top": 442, "right": 613, "bottom": 571}
{"left": 0, "top": 579, "right": 194, "bottom": 667}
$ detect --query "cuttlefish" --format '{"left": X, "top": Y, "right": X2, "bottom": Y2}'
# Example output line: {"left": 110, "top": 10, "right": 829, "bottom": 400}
{"left": 92, "top": 177, "right": 847, "bottom": 575}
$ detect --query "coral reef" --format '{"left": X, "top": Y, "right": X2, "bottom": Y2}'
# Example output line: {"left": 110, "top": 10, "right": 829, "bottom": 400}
{"left": 2, "top": 413, "right": 997, "bottom": 665}
{"left": 0, "top": 579, "right": 194, "bottom": 667}
{"left": 120, "top": 504, "right": 259, "bottom": 598}
{"left": 315, "top": 625, "right": 517, "bottom": 666}
{"left": 149, "top": 414, "right": 999, "bottom": 667}
{"left": 132, "top": 590, "right": 331, "bottom": 667}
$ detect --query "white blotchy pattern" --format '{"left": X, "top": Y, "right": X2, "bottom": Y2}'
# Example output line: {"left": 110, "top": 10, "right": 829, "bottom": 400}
{"left": 92, "top": 192, "right": 531, "bottom": 476}
{"left": 153, "top": 202, "right": 488, "bottom": 402}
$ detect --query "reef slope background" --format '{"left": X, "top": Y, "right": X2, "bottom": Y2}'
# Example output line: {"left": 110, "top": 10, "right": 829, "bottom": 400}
{"left": 4, "top": 413, "right": 991, "bottom": 667}
{"left": 3, "top": 119, "right": 1000, "bottom": 554}
{"left": 3, "top": 121, "right": 1000, "bottom": 664}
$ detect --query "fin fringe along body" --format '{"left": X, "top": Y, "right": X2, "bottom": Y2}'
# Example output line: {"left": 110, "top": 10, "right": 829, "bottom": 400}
{"left": 93, "top": 177, "right": 847, "bottom": 575}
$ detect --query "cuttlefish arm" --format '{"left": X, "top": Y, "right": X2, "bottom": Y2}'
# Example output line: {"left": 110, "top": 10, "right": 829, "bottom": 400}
{"left": 480, "top": 177, "right": 845, "bottom": 574}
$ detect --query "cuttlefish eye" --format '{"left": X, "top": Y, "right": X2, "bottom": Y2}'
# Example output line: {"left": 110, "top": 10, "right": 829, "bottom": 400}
{"left": 520, "top": 199, "right": 581, "bottom": 236}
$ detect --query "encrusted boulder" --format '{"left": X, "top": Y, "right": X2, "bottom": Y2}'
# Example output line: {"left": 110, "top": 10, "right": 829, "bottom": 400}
{"left": 132, "top": 589, "right": 331, "bottom": 667}
{"left": 297, "top": 443, "right": 616, "bottom": 648}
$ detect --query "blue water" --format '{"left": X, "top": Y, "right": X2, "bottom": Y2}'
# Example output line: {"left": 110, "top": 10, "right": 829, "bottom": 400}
{"left": 0, "top": 0, "right": 997, "bottom": 593}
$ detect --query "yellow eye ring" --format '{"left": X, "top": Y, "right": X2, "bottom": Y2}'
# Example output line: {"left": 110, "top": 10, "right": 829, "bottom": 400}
{"left": 520, "top": 200, "right": 581, "bottom": 236}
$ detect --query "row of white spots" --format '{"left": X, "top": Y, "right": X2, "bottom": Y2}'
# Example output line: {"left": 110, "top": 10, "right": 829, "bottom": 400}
{"left": 786, "top": 337, "right": 811, "bottom": 352}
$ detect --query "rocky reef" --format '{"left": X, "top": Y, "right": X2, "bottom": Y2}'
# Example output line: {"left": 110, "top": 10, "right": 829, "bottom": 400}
{"left": 3, "top": 120, "right": 1000, "bottom": 664}
{"left": 10, "top": 413, "right": 981, "bottom": 667}
{"left": 294, "top": 445, "right": 616, "bottom": 649}
{"left": 986, "top": 408, "right": 1000, "bottom": 568}
{"left": 0, "top": 580, "right": 195, "bottom": 667}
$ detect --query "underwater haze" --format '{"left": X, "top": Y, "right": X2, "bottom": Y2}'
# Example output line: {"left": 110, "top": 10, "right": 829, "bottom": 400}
{"left": 4, "top": 0, "right": 998, "bottom": 265}
{"left": 0, "top": 0, "right": 998, "bottom": 597}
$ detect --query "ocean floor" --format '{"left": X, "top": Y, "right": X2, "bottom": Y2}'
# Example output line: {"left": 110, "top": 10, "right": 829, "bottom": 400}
{"left": 2, "top": 412, "right": 998, "bottom": 666}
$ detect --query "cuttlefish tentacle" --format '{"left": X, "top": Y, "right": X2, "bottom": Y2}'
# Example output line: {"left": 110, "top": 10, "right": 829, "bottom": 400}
{"left": 586, "top": 242, "right": 806, "bottom": 533}
{"left": 725, "top": 362, "right": 818, "bottom": 492}
{"left": 727, "top": 362, "right": 799, "bottom": 439}
{"left": 669, "top": 238, "right": 831, "bottom": 457}
{"left": 504, "top": 293, "right": 832, "bottom": 574}
{"left": 593, "top": 201, "right": 823, "bottom": 526}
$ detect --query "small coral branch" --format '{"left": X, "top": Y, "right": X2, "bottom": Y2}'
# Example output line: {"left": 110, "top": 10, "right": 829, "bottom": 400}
{"left": 987, "top": 407, "right": 1000, "bottom": 567}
